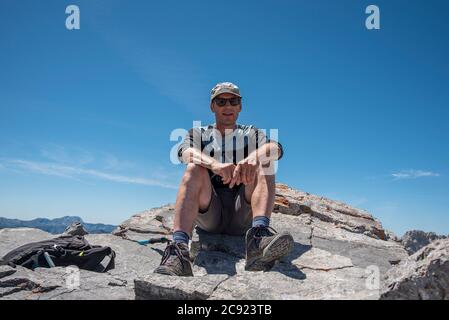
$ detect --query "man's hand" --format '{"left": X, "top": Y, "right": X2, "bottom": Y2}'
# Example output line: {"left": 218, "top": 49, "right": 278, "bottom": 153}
{"left": 211, "top": 162, "right": 236, "bottom": 185}
{"left": 229, "top": 156, "right": 259, "bottom": 188}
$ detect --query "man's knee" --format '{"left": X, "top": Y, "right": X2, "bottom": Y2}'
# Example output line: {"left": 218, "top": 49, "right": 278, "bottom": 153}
{"left": 182, "top": 163, "right": 208, "bottom": 184}
{"left": 185, "top": 163, "right": 208, "bottom": 174}
{"left": 254, "top": 170, "right": 275, "bottom": 187}
{"left": 181, "top": 164, "right": 212, "bottom": 210}
{"left": 244, "top": 172, "right": 275, "bottom": 201}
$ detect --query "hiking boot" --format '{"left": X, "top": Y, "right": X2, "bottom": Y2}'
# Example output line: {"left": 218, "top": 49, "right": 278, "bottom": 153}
{"left": 153, "top": 242, "right": 193, "bottom": 276}
{"left": 245, "top": 226, "right": 294, "bottom": 271}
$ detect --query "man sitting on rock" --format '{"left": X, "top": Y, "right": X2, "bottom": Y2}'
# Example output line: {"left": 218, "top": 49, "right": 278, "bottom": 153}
{"left": 154, "top": 82, "right": 294, "bottom": 276}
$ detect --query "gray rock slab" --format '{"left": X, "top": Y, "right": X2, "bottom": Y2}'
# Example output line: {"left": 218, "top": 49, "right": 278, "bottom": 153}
{"left": 135, "top": 274, "right": 228, "bottom": 300}
{"left": 381, "top": 238, "right": 449, "bottom": 300}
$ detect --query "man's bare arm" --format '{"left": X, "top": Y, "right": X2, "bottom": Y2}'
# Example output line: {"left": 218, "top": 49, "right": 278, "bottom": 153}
{"left": 180, "top": 147, "right": 217, "bottom": 170}
{"left": 181, "top": 147, "right": 236, "bottom": 184}
{"left": 248, "top": 141, "right": 282, "bottom": 164}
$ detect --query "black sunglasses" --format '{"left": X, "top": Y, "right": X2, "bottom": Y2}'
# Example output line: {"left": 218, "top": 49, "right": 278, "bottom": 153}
{"left": 213, "top": 97, "right": 241, "bottom": 107}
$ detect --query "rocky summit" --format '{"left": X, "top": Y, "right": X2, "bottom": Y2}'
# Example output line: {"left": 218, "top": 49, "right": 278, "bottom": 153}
{"left": 400, "top": 230, "right": 447, "bottom": 255}
{"left": 1, "top": 183, "right": 447, "bottom": 300}
{"left": 381, "top": 237, "right": 449, "bottom": 299}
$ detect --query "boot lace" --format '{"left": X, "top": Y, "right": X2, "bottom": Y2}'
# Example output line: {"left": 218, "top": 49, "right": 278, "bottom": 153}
{"left": 160, "top": 241, "right": 188, "bottom": 268}
{"left": 254, "top": 225, "right": 277, "bottom": 236}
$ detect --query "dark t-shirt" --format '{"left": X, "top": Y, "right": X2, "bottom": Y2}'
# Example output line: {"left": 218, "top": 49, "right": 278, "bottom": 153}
{"left": 177, "top": 123, "right": 283, "bottom": 189}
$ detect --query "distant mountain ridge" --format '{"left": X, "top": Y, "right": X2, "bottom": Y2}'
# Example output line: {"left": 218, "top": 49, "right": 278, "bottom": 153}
{"left": 0, "top": 216, "right": 116, "bottom": 234}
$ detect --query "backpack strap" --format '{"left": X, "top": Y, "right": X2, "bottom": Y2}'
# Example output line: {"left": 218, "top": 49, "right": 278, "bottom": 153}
{"left": 102, "top": 248, "right": 116, "bottom": 272}
{"left": 76, "top": 246, "right": 116, "bottom": 272}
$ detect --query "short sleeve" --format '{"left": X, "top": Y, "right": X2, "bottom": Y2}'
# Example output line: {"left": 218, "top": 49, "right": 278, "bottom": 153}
{"left": 177, "top": 128, "right": 202, "bottom": 162}
{"left": 271, "top": 140, "right": 284, "bottom": 160}
{"left": 248, "top": 127, "right": 284, "bottom": 160}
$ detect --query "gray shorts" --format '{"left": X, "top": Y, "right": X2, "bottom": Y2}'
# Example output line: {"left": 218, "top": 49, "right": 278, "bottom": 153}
{"left": 195, "top": 185, "right": 252, "bottom": 236}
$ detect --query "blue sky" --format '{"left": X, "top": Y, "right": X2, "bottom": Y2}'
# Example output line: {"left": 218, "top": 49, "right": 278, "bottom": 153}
{"left": 0, "top": 0, "right": 448, "bottom": 236}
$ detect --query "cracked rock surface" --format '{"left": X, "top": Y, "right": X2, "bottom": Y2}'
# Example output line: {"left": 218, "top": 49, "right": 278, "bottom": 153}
{"left": 2, "top": 183, "right": 413, "bottom": 300}
{"left": 381, "top": 238, "right": 449, "bottom": 300}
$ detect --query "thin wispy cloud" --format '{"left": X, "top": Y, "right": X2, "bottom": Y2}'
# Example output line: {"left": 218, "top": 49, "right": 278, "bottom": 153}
{"left": 102, "top": 153, "right": 135, "bottom": 171}
{"left": 392, "top": 169, "right": 441, "bottom": 180}
{"left": 0, "top": 159, "right": 177, "bottom": 189}
{"left": 40, "top": 144, "right": 136, "bottom": 172}
{"left": 40, "top": 144, "right": 94, "bottom": 166}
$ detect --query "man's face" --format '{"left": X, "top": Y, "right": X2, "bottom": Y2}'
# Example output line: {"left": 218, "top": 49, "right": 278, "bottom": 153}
{"left": 211, "top": 93, "right": 242, "bottom": 126}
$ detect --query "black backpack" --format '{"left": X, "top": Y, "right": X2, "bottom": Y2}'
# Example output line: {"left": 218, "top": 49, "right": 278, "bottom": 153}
{"left": 0, "top": 235, "right": 116, "bottom": 272}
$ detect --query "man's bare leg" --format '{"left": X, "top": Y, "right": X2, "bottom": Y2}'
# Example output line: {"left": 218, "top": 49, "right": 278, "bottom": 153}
{"left": 243, "top": 170, "right": 293, "bottom": 271}
{"left": 173, "top": 163, "right": 212, "bottom": 236}
{"left": 154, "top": 164, "right": 211, "bottom": 276}
{"left": 244, "top": 170, "right": 276, "bottom": 219}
